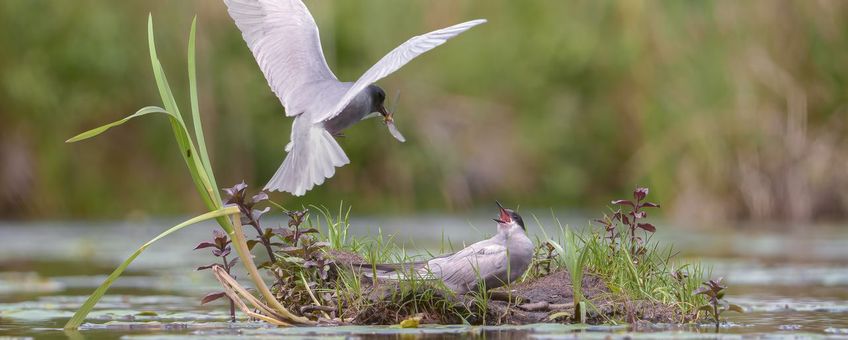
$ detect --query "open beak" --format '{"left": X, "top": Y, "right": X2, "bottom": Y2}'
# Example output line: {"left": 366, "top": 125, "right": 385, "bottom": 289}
{"left": 493, "top": 201, "right": 511, "bottom": 224}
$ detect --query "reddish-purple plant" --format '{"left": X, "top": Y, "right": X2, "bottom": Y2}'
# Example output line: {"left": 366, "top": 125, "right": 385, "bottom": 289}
{"left": 610, "top": 187, "right": 660, "bottom": 256}
{"left": 223, "top": 182, "right": 276, "bottom": 264}
{"left": 694, "top": 277, "right": 744, "bottom": 330}
{"left": 194, "top": 230, "right": 237, "bottom": 321}
{"left": 216, "top": 182, "right": 338, "bottom": 316}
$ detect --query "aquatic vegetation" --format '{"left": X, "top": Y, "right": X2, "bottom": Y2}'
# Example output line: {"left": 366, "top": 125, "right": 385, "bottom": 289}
{"left": 194, "top": 230, "right": 238, "bottom": 321}
{"left": 534, "top": 187, "right": 709, "bottom": 324}
{"left": 694, "top": 277, "right": 744, "bottom": 330}
{"left": 609, "top": 187, "right": 660, "bottom": 256}
{"left": 63, "top": 16, "right": 309, "bottom": 328}
{"left": 219, "top": 186, "right": 712, "bottom": 326}
{"left": 223, "top": 182, "right": 276, "bottom": 270}
{"left": 547, "top": 227, "right": 590, "bottom": 323}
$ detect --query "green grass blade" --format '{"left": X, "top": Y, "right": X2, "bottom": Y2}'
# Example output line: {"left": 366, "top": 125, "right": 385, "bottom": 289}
{"left": 147, "top": 15, "right": 218, "bottom": 208}
{"left": 148, "top": 15, "right": 184, "bottom": 125}
{"left": 187, "top": 16, "right": 218, "bottom": 197}
{"left": 65, "top": 106, "right": 168, "bottom": 143}
{"left": 559, "top": 226, "right": 586, "bottom": 310}
{"left": 63, "top": 205, "right": 240, "bottom": 329}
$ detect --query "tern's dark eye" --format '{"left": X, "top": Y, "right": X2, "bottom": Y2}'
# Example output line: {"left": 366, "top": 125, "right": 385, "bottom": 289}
{"left": 510, "top": 211, "right": 525, "bottom": 230}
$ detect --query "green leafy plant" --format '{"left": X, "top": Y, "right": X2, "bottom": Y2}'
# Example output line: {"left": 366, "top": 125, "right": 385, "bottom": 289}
{"left": 694, "top": 277, "right": 743, "bottom": 330}
{"left": 270, "top": 208, "right": 336, "bottom": 314}
{"left": 63, "top": 15, "right": 310, "bottom": 329}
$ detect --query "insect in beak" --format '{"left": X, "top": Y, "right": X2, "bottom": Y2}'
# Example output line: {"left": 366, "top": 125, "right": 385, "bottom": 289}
{"left": 380, "top": 94, "right": 406, "bottom": 142}
{"left": 378, "top": 104, "right": 392, "bottom": 122}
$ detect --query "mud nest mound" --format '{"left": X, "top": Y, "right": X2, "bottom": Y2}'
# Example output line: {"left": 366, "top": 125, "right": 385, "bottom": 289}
{"left": 319, "top": 251, "right": 687, "bottom": 325}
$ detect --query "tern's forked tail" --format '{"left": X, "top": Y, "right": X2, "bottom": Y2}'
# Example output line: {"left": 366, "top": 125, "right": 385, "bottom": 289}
{"left": 351, "top": 261, "right": 438, "bottom": 282}
{"left": 265, "top": 120, "right": 349, "bottom": 196}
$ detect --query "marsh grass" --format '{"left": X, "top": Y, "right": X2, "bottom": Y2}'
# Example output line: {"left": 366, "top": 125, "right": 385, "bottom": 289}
{"left": 589, "top": 230, "right": 702, "bottom": 317}
{"left": 532, "top": 210, "right": 709, "bottom": 323}
{"left": 311, "top": 203, "right": 353, "bottom": 250}
{"left": 556, "top": 225, "right": 591, "bottom": 322}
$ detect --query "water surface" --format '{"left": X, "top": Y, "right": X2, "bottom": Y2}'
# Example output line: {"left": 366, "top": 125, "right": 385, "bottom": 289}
{"left": 1, "top": 216, "right": 846, "bottom": 339}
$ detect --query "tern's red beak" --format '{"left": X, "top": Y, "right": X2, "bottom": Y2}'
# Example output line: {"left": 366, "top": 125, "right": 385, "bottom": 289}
{"left": 494, "top": 201, "right": 511, "bottom": 223}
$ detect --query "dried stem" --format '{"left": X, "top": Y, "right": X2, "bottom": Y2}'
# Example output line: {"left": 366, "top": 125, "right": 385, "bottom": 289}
{"left": 212, "top": 266, "right": 290, "bottom": 326}
{"left": 220, "top": 253, "right": 235, "bottom": 322}
{"left": 228, "top": 214, "right": 315, "bottom": 325}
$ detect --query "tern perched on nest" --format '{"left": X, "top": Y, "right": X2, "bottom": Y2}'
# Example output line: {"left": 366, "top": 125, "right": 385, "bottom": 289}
{"left": 223, "top": 0, "right": 486, "bottom": 195}
{"left": 363, "top": 203, "right": 534, "bottom": 294}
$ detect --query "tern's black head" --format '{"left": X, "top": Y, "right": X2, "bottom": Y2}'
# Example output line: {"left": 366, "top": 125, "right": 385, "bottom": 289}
{"left": 367, "top": 85, "right": 389, "bottom": 117}
{"left": 494, "top": 201, "right": 526, "bottom": 230}
{"left": 368, "top": 85, "right": 387, "bottom": 105}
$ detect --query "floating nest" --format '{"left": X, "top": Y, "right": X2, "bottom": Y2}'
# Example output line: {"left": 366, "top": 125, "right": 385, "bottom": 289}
{"left": 212, "top": 248, "right": 690, "bottom": 326}
{"left": 319, "top": 250, "right": 691, "bottom": 326}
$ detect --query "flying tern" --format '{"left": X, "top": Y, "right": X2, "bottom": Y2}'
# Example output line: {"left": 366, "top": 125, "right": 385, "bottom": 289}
{"left": 223, "top": 0, "right": 486, "bottom": 195}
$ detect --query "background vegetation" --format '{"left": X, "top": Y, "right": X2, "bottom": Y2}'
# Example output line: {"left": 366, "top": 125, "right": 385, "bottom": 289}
{"left": 1, "top": 1, "right": 846, "bottom": 224}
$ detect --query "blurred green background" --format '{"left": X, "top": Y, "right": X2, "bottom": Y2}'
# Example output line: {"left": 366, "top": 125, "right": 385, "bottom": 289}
{"left": 1, "top": 1, "right": 846, "bottom": 224}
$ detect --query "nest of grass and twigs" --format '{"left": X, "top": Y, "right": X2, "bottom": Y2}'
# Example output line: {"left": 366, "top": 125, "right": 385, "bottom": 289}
{"left": 199, "top": 185, "right": 718, "bottom": 327}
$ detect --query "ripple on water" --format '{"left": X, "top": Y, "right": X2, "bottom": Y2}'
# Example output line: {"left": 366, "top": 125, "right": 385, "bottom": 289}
{"left": 706, "top": 260, "right": 848, "bottom": 287}
{"left": 825, "top": 327, "right": 848, "bottom": 334}
{"left": 0, "top": 272, "right": 63, "bottom": 295}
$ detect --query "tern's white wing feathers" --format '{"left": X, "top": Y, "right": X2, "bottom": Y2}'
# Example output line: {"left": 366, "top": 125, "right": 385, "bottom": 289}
{"left": 264, "top": 116, "right": 350, "bottom": 195}
{"left": 312, "top": 19, "right": 487, "bottom": 124}
{"left": 224, "top": 0, "right": 337, "bottom": 116}
{"left": 226, "top": 0, "right": 486, "bottom": 196}
{"left": 425, "top": 240, "right": 507, "bottom": 293}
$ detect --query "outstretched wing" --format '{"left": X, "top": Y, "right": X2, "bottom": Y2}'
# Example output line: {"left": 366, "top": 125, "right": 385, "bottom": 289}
{"left": 224, "top": 0, "right": 337, "bottom": 115}
{"left": 311, "top": 19, "right": 487, "bottom": 123}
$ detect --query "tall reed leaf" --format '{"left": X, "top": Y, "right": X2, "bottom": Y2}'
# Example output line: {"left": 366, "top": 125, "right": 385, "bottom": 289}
{"left": 147, "top": 15, "right": 218, "bottom": 208}
{"left": 63, "top": 206, "right": 240, "bottom": 329}
{"left": 65, "top": 106, "right": 169, "bottom": 143}
{"left": 186, "top": 17, "right": 217, "bottom": 194}
{"left": 63, "top": 15, "right": 305, "bottom": 328}
{"left": 67, "top": 15, "right": 217, "bottom": 209}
